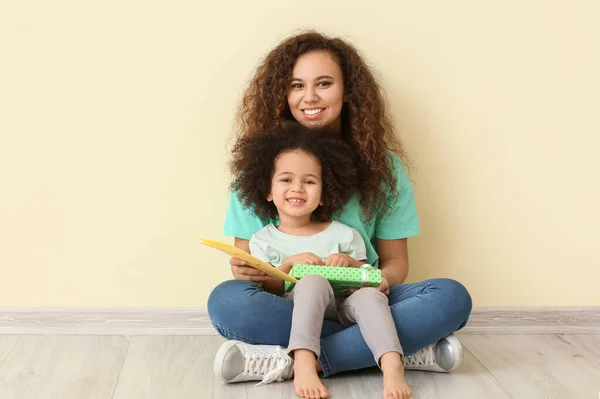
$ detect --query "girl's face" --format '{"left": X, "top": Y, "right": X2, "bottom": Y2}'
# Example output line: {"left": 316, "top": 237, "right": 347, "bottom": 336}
{"left": 287, "top": 50, "right": 345, "bottom": 132}
{"left": 267, "top": 150, "right": 323, "bottom": 221}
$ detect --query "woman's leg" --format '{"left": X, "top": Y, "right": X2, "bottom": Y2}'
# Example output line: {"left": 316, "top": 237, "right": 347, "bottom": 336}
{"left": 318, "top": 278, "right": 472, "bottom": 376}
{"left": 207, "top": 279, "right": 345, "bottom": 346}
{"left": 209, "top": 278, "right": 472, "bottom": 378}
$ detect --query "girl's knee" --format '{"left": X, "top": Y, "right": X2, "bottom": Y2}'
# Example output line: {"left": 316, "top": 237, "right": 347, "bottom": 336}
{"left": 350, "top": 287, "right": 387, "bottom": 303}
{"left": 295, "top": 273, "right": 330, "bottom": 289}
{"left": 292, "top": 274, "right": 333, "bottom": 300}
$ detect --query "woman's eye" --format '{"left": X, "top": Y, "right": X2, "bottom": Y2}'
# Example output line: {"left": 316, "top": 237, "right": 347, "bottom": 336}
{"left": 281, "top": 178, "right": 291, "bottom": 183}
{"left": 291, "top": 83, "right": 303, "bottom": 89}
{"left": 304, "top": 180, "right": 315, "bottom": 184}
{"left": 317, "top": 81, "right": 332, "bottom": 87}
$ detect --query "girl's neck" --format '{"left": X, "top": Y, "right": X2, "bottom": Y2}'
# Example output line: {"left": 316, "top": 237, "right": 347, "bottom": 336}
{"left": 277, "top": 216, "right": 332, "bottom": 236}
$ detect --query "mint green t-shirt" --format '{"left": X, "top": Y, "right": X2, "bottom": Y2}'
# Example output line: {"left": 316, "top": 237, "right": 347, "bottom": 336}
{"left": 223, "top": 152, "right": 419, "bottom": 266}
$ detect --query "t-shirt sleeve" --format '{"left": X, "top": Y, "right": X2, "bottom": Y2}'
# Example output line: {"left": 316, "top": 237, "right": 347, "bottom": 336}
{"left": 343, "top": 227, "right": 368, "bottom": 261}
{"left": 222, "top": 191, "right": 268, "bottom": 240}
{"left": 249, "top": 233, "right": 273, "bottom": 263}
{"left": 375, "top": 153, "right": 420, "bottom": 239}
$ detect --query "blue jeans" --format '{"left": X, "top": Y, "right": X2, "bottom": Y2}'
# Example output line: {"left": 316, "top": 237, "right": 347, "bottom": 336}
{"left": 208, "top": 278, "right": 472, "bottom": 377}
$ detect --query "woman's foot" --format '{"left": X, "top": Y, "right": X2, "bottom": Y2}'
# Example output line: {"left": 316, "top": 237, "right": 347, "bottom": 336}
{"left": 381, "top": 352, "right": 412, "bottom": 399}
{"left": 293, "top": 349, "right": 329, "bottom": 398}
{"left": 403, "top": 334, "right": 463, "bottom": 372}
{"left": 213, "top": 340, "right": 293, "bottom": 385}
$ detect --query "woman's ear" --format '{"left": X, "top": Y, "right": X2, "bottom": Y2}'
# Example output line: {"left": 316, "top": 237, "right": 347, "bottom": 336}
{"left": 267, "top": 193, "right": 273, "bottom": 202}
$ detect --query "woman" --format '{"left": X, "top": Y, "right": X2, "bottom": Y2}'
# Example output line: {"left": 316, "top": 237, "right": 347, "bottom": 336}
{"left": 208, "top": 31, "right": 472, "bottom": 393}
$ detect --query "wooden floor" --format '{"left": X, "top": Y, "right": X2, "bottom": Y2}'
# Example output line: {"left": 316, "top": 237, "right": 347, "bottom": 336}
{"left": 0, "top": 334, "right": 599, "bottom": 399}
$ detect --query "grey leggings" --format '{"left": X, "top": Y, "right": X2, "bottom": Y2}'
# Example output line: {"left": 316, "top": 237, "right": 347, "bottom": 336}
{"left": 287, "top": 273, "right": 403, "bottom": 365}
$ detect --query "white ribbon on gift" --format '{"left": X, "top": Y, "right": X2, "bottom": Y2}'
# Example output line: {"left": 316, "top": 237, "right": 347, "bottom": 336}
{"left": 360, "top": 263, "right": 374, "bottom": 286}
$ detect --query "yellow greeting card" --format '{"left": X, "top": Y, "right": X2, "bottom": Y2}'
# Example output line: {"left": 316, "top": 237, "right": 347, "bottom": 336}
{"left": 199, "top": 238, "right": 298, "bottom": 283}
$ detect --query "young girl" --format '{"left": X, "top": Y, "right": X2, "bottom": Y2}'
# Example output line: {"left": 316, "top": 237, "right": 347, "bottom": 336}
{"left": 209, "top": 30, "right": 470, "bottom": 396}
{"left": 219, "top": 121, "right": 411, "bottom": 399}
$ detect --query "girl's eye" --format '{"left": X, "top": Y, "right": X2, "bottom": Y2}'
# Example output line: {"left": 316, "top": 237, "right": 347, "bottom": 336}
{"left": 291, "top": 83, "right": 303, "bottom": 89}
{"left": 304, "top": 180, "right": 315, "bottom": 184}
{"left": 317, "top": 81, "right": 332, "bottom": 87}
{"left": 281, "top": 178, "right": 292, "bottom": 183}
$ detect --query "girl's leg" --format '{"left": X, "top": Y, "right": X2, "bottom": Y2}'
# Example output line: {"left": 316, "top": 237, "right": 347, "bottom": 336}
{"left": 338, "top": 287, "right": 411, "bottom": 399}
{"left": 287, "top": 274, "right": 336, "bottom": 399}
{"left": 287, "top": 274, "right": 338, "bottom": 357}
{"left": 337, "top": 287, "right": 403, "bottom": 363}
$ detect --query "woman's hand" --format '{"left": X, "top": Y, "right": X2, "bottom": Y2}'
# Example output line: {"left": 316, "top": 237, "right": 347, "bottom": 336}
{"left": 376, "top": 274, "right": 390, "bottom": 295}
{"left": 230, "top": 257, "right": 269, "bottom": 283}
{"left": 348, "top": 274, "right": 390, "bottom": 295}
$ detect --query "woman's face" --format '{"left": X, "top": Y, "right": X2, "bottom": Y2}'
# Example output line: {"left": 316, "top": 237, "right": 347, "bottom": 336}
{"left": 287, "top": 50, "right": 345, "bottom": 132}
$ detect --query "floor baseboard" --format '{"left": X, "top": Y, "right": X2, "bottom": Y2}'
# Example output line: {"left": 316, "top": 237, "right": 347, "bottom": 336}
{"left": 1, "top": 306, "right": 599, "bottom": 335}
{"left": 0, "top": 307, "right": 214, "bottom": 335}
{"left": 458, "top": 306, "right": 600, "bottom": 334}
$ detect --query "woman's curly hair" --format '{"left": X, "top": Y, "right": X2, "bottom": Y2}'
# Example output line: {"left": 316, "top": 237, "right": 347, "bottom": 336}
{"left": 234, "top": 30, "right": 409, "bottom": 220}
{"left": 230, "top": 122, "right": 359, "bottom": 222}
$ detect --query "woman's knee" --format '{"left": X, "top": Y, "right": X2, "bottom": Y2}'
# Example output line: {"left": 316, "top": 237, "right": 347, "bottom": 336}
{"left": 207, "top": 279, "right": 260, "bottom": 319}
{"left": 433, "top": 278, "right": 473, "bottom": 318}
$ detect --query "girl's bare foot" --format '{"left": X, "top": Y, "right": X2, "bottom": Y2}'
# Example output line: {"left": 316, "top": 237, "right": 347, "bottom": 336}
{"left": 293, "top": 349, "right": 329, "bottom": 398}
{"left": 380, "top": 352, "right": 412, "bottom": 399}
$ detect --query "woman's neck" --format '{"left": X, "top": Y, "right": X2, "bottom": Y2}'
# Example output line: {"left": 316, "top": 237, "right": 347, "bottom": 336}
{"left": 277, "top": 215, "right": 331, "bottom": 236}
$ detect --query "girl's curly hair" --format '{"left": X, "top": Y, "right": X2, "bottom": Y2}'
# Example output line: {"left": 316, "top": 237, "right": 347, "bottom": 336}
{"left": 234, "top": 30, "right": 409, "bottom": 220}
{"left": 230, "top": 122, "right": 358, "bottom": 222}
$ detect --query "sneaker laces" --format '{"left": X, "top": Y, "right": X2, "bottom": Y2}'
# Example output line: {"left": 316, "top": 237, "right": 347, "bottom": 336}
{"left": 240, "top": 346, "right": 292, "bottom": 386}
{"left": 404, "top": 344, "right": 435, "bottom": 368}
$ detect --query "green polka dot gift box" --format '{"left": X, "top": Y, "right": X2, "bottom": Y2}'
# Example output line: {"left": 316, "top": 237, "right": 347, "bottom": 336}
{"left": 284, "top": 264, "right": 382, "bottom": 296}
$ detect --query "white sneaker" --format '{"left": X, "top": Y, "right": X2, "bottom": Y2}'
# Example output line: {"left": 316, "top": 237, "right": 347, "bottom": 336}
{"left": 213, "top": 340, "right": 294, "bottom": 386}
{"left": 403, "top": 334, "right": 463, "bottom": 372}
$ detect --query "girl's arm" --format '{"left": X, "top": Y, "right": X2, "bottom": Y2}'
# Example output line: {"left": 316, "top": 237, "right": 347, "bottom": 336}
{"left": 376, "top": 238, "right": 410, "bottom": 286}
{"left": 326, "top": 227, "right": 367, "bottom": 267}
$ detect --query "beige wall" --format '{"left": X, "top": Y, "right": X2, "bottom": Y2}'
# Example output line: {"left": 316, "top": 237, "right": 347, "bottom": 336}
{"left": 1, "top": 1, "right": 598, "bottom": 307}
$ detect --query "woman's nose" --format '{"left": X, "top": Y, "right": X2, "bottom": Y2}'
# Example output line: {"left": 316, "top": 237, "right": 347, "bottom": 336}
{"left": 304, "top": 86, "right": 319, "bottom": 102}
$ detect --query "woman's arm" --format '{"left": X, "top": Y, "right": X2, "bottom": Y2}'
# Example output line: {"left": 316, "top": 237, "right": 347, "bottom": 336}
{"left": 230, "top": 238, "right": 268, "bottom": 281}
{"left": 232, "top": 237, "right": 286, "bottom": 295}
{"left": 376, "top": 238, "right": 410, "bottom": 286}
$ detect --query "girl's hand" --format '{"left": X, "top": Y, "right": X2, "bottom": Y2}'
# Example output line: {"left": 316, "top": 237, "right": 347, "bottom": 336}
{"left": 325, "top": 253, "right": 356, "bottom": 267}
{"left": 284, "top": 253, "right": 324, "bottom": 267}
{"left": 230, "top": 257, "right": 269, "bottom": 283}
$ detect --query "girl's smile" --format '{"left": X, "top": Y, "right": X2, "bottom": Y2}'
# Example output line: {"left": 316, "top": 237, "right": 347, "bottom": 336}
{"left": 267, "top": 149, "right": 324, "bottom": 223}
